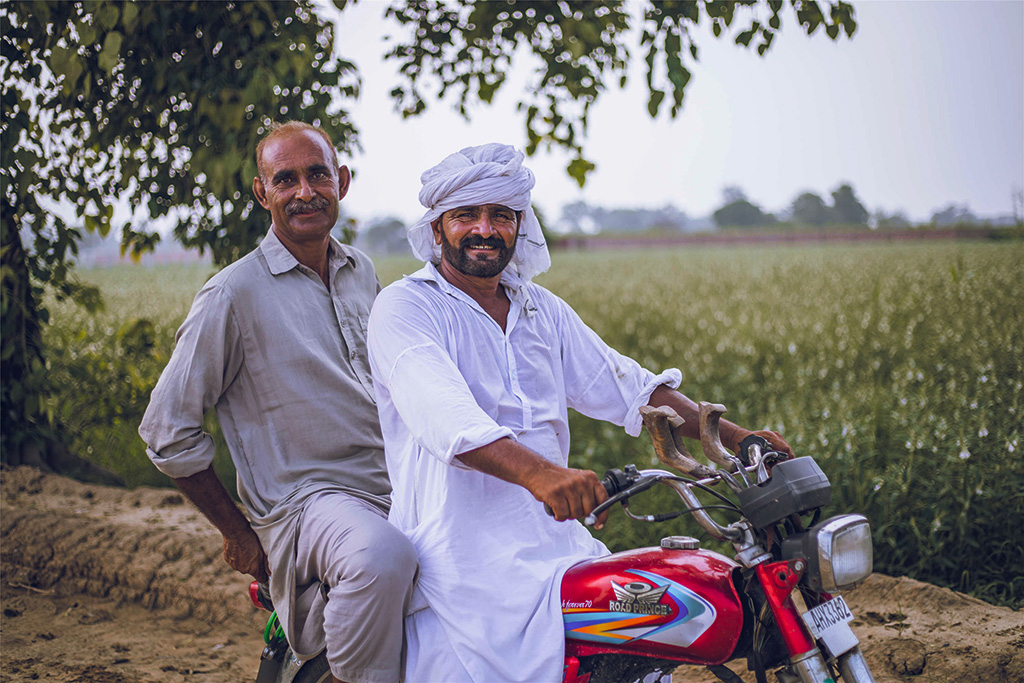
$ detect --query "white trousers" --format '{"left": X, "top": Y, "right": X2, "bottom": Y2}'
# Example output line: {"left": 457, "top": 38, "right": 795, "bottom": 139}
{"left": 294, "top": 492, "right": 418, "bottom": 683}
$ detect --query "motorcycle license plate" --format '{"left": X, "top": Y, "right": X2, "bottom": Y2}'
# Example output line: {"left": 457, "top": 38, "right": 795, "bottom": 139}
{"left": 801, "top": 595, "right": 859, "bottom": 658}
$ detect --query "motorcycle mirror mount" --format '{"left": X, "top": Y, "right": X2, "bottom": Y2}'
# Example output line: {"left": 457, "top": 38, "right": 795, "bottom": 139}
{"left": 698, "top": 402, "right": 743, "bottom": 473}
{"left": 640, "top": 405, "right": 716, "bottom": 478}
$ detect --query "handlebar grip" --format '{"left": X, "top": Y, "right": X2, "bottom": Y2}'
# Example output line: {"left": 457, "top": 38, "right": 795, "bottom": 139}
{"left": 601, "top": 468, "right": 631, "bottom": 496}
{"left": 737, "top": 434, "right": 771, "bottom": 467}
{"left": 544, "top": 469, "right": 630, "bottom": 517}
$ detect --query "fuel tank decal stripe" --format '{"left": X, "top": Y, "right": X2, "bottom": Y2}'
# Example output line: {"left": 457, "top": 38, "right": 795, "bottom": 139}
{"left": 563, "top": 570, "right": 717, "bottom": 648}
{"left": 563, "top": 611, "right": 665, "bottom": 643}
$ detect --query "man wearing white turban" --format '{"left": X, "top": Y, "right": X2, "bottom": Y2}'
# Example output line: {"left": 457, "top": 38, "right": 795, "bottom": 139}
{"left": 367, "top": 143, "right": 792, "bottom": 682}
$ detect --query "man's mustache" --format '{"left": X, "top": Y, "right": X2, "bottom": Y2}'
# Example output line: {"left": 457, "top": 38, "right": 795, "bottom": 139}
{"left": 286, "top": 196, "right": 329, "bottom": 215}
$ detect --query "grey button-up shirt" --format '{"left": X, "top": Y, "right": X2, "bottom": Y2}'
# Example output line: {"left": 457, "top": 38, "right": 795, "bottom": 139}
{"left": 139, "top": 227, "right": 389, "bottom": 653}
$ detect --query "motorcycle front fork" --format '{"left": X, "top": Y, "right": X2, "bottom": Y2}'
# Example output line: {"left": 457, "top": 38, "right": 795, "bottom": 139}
{"left": 755, "top": 561, "right": 875, "bottom": 683}
{"left": 775, "top": 647, "right": 872, "bottom": 683}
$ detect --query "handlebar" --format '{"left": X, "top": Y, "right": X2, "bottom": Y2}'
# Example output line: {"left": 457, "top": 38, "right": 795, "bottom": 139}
{"left": 548, "top": 404, "right": 789, "bottom": 536}
{"left": 585, "top": 448, "right": 787, "bottom": 541}
{"left": 585, "top": 467, "right": 745, "bottom": 540}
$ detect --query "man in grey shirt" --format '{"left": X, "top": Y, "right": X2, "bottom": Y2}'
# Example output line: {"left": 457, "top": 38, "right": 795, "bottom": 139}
{"left": 139, "top": 121, "right": 416, "bottom": 683}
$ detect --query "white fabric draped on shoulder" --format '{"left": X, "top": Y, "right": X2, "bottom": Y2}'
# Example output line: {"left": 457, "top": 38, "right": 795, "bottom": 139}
{"left": 407, "top": 142, "right": 551, "bottom": 281}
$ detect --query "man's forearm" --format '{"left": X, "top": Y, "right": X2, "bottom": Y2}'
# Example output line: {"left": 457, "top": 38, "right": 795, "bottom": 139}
{"left": 172, "top": 466, "right": 252, "bottom": 538}
{"left": 456, "top": 437, "right": 562, "bottom": 493}
{"left": 172, "top": 466, "right": 269, "bottom": 580}
{"left": 456, "top": 437, "right": 608, "bottom": 524}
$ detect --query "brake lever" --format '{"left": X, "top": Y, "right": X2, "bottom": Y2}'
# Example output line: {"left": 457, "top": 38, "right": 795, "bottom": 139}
{"left": 584, "top": 475, "right": 664, "bottom": 526}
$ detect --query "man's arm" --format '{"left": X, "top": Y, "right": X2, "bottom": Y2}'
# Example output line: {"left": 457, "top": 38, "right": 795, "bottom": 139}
{"left": 172, "top": 466, "right": 271, "bottom": 583}
{"left": 456, "top": 438, "right": 611, "bottom": 529}
{"left": 647, "top": 385, "right": 794, "bottom": 457}
{"left": 139, "top": 285, "right": 263, "bottom": 577}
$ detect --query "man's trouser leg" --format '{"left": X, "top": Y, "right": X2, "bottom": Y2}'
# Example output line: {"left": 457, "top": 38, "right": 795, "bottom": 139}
{"left": 295, "top": 492, "right": 417, "bottom": 683}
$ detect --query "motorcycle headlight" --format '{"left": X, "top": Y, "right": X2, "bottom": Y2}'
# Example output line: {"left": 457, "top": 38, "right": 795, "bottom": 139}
{"left": 783, "top": 514, "right": 873, "bottom": 592}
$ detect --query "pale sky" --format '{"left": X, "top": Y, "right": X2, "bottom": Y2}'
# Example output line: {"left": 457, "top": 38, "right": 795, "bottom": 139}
{"left": 324, "top": 0, "right": 1023, "bottom": 228}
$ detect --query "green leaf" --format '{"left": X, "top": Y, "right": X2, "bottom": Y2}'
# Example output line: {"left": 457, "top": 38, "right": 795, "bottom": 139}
{"left": 647, "top": 89, "right": 665, "bottom": 117}
{"left": 121, "top": 3, "right": 139, "bottom": 31}
{"left": 566, "top": 157, "right": 595, "bottom": 188}
{"left": 826, "top": 24, "right": 839, "bottom": 40}
{"left": 97, "top": 4, "right": 120, "bottom": 30}
{"left": 98, "top": 31, "right": 122, "bottom": 74}
{"left": 77, "top": 20, "right": 97, "bottom": 46}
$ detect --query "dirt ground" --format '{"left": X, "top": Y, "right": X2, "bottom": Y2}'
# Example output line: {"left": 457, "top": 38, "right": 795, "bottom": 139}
{"left": 1, "top": 466, "right": 1021, "bottom": 683}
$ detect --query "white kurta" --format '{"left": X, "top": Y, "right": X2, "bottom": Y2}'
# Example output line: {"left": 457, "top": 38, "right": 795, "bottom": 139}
{"left": 367, "top": 263, "right": 681, "bottom": 682}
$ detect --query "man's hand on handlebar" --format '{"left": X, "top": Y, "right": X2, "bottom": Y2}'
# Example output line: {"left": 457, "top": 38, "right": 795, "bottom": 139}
{"left": 750, "top": 430, "right": 794, "bottom": 459}
{"left": 528, "top": 466, "right": 611, "bottom": 530}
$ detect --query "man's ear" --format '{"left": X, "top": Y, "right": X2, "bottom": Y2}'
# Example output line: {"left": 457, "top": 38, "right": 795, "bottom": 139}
{"left": 337, "top": 165, "right": 351, "bottom": 201}
{"left": 431, "top": 217, "right": 443, "bottom": 245}
{"left": 253, "top": 176, "right": 269, "bottom": 210}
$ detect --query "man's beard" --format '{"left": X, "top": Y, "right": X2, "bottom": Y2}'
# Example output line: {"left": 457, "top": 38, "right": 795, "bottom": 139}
{"left": 440, "top": 231, "right": 517, "bottom": 278}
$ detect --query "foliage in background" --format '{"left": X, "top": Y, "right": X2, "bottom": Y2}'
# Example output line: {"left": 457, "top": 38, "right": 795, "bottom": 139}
{"left": 386, "top": 0, "right": 856, "bottom": 186}
{"left": 49, "top": 244, "right": 1023, "bottom": 607}
{"left": 712, "top": 185, "right": 778, "bottom": 227}
{"left": 788, "top": 183, "right": 869, "bottom": 227}
{"left": 538, "top": 243, "right": 1022, "bottom": 607}
{"left": 1, "top": 0, "right": 857, "bottom": 474}
{"left": 1, "top": 0, "right": 357, "bottom": 471}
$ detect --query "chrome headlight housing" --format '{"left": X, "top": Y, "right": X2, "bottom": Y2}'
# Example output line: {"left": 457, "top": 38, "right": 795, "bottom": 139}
{"left": 782, "top": 514, "right": 873, "bottom": 592}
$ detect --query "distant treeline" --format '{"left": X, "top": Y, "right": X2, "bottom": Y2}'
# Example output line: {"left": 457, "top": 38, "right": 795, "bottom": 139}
{"left": 554, "top": 183, "right": 1022, "bottom": 233}
{"left": 347, "top": 183, "right": 1022, "bottom": 256}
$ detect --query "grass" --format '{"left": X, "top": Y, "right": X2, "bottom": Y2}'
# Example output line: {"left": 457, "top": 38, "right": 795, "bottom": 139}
{"left": 44, "top": 242, "right": 1024, "bottom": 606}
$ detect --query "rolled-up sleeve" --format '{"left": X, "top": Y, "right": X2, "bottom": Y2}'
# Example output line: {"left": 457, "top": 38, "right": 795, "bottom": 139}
{"left": 554, "top": 295, "right": 681, "bottom": 437}
{"left": 368, "top": 288, "right": 513, "bottom": 465}
{"left": 139, "top": 285, "right": 244, "bottom": 478}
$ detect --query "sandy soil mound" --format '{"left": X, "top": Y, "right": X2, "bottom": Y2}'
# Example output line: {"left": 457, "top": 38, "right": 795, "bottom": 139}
{"left": 2, "top": 466, "right": 1021, "bottom": 682}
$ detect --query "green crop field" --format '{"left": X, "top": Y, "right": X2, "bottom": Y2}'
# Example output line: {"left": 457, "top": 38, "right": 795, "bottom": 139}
{"left": 46, "top": 241, "right": 1023, "bottom": 606}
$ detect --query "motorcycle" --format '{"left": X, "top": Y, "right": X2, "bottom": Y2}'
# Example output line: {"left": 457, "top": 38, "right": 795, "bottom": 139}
{"left": 249, "top": 401, "right": 877, "bottom": 683}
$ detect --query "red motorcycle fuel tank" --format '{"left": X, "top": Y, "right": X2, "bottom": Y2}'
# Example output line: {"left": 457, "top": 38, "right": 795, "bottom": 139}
{"left": 561, "top": 545, "right": 744, "bottom": 665}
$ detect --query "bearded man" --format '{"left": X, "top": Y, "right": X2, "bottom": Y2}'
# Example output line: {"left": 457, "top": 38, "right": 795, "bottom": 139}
{"left": 366, "top": 143, "right": 792, "bottom": 682}
{"left": 140, "top": 121, "right": 416, "bottom": 683}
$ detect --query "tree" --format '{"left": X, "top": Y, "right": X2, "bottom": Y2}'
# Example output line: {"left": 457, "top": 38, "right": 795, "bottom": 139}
{"left": 713, "top": 189, "right": 775, "bottom": 228}
{"left": 873, "top": 208, "right": 912, "bottom": 229}
{"left": 931, "top": 204, "right": 977, "bottom": 226}
{"left": 790, "top": 191, "right": 831, "bottom": 226}
{"left": 829, "top": 183, "right": 868, "bottom": 226}
{"left": 385, "top": 1, "right": 856, "bottom": 185}
{"left": 721, "top": 185, "right": 748, "bottom": 205}
{"left": 1, "top": 0, "right": 357, "bottom": 472}
{"left": 1, "top": 0, "right": 857, "bottom": 475}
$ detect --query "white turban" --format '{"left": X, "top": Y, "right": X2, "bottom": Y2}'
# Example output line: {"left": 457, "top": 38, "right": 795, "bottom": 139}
{"left": 407, "top": 143, "right": 551, "bottom": 281}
